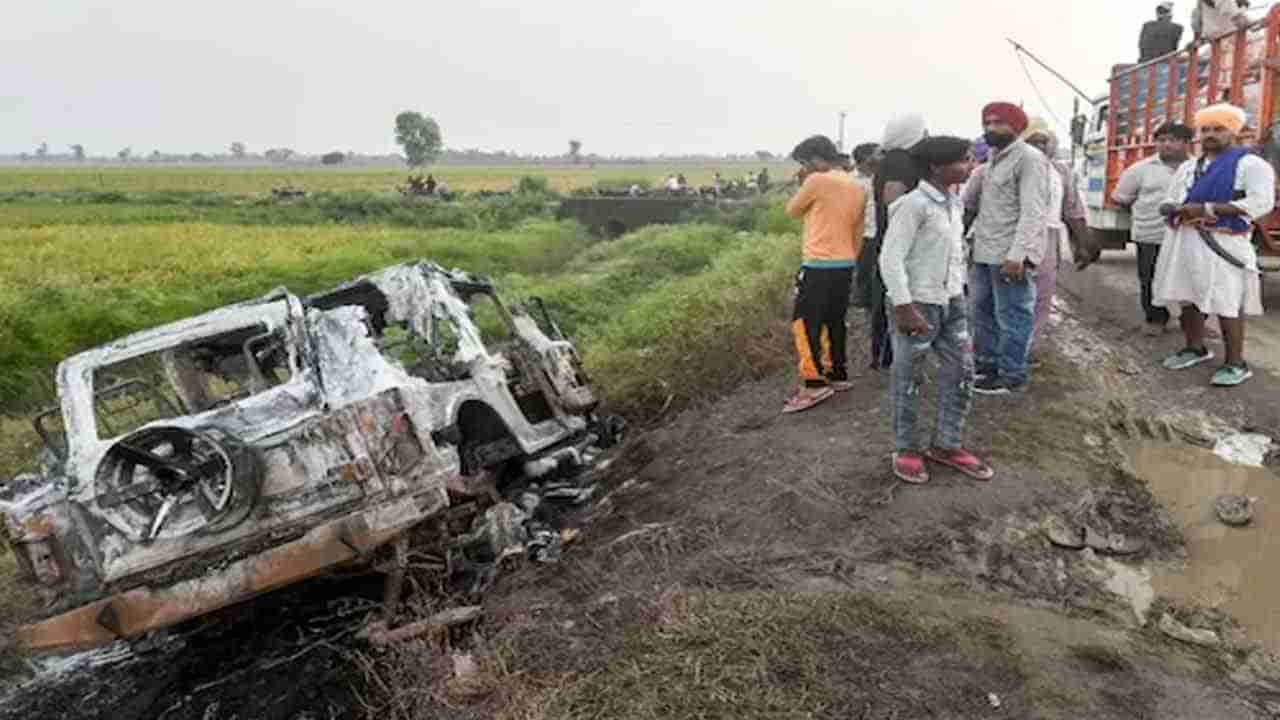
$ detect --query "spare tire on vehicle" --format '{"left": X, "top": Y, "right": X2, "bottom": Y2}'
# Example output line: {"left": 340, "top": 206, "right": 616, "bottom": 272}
{"left": 94, "top": 426, "right": 259, "bottom": 542}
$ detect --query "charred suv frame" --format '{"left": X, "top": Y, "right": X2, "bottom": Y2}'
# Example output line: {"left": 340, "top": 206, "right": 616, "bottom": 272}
{"left": 0, "top": 262, "right": 601, "bottom": 653}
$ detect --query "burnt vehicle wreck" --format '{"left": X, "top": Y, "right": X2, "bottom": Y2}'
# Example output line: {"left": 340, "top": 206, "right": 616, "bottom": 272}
{"left": 0, "top": 262, "right": 612, "bottom": 653}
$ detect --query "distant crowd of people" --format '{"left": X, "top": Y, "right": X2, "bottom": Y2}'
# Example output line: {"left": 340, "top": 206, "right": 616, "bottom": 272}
{"left": 640, "top": 168, "right": 772, "bottom": 198}
{"left": 782, "top": 97, "right": 1275, "bottom": 485}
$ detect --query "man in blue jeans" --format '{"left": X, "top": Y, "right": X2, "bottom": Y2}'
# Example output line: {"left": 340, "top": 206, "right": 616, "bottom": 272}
{"left": 880, "top": 136, "right": 995, "bottom": 485}
{"left": 966, "top": 102, "right": 1051, "bottom": 395}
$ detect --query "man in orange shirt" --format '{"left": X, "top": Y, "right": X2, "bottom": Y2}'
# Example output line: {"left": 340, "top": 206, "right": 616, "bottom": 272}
{"left": 783, "top": 135, "right": 866, "bottom": 413}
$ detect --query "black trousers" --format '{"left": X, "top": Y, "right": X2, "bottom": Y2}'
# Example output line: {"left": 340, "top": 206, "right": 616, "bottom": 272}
{"left": 856, "top": 236, "right": 893, "bottom": 369}
{"left": 1136, "top": 242, "right": 1170, "bottom": 325}
{"left": 792, "top": 266, "right": 854, "bottom": 387}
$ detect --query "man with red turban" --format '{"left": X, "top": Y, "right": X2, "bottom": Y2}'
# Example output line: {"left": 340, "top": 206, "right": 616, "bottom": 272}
{"left": 965, "top": 101, "right": 1051, "bottom": 396}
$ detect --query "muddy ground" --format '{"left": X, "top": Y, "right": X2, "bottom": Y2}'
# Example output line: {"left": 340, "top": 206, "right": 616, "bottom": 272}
{"left": 6, "top": 275, "right": 1280, "bottom": 719}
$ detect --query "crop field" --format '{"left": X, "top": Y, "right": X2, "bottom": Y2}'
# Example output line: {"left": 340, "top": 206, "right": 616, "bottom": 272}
{"left": 0, "top": 162, "right": 795, "bottom": 196}
{"left": 0, "top": 178, "right": 800, "bottom": 478}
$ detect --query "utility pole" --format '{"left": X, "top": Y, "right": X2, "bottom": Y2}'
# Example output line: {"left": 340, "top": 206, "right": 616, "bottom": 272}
{"left": 837, "top": 111, "right": 848, "bottom": 152}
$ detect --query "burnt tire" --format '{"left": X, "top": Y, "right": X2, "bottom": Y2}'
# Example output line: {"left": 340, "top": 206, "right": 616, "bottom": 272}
{"left": 95, "top": 426, "right": 259, "bottom": 541}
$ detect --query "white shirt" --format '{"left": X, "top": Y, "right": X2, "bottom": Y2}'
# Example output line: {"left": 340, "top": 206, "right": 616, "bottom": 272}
{"left": 879, "top": 181, "right": 967, "bottom": 307}
{"left": 1194, "top": 0, "right": 1249, "bottom": 39}
{"left": 1112, "top": 155, "right": 1181, "bottom": 245}
{"left": 1165, "top": 152, "right": 1276, "bottom": 225}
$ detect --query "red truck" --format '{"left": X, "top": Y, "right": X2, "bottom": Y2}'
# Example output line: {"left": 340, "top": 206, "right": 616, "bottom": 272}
{"left": 1080, "top": 4, "right": 1280, "bottom": 264}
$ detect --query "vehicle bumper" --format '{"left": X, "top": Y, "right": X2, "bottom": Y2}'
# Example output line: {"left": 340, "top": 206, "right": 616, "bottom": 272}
{"left": 17, "top": 489, "right": 446, "bottom": 653}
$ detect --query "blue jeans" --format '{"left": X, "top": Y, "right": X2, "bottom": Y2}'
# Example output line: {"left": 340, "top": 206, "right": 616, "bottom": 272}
{"left": 889, "top": 297, "right": 975, "bottom": 452}
{"left": 970, "top": 263, "right": 1037, "bottom": 387}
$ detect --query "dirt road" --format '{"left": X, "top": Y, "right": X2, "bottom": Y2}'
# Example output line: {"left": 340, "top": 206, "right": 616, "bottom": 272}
{"left": 8, "top": 268, "right": 1280, "bottom": 718}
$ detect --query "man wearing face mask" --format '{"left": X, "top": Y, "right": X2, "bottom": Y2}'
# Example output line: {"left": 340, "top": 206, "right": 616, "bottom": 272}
{"left": 967, "top": 102, "right": 1050, "bottom": 396}
{"left": 1112, "top": 122, "right": 1194, "bottom": 335}
{"left": 1153, "top": 104, "right": 1275, "bottom": 386}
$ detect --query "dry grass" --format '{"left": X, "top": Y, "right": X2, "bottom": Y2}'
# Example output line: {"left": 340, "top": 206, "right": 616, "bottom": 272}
{"left": 357, "top": 515, "right": 1031, "bottom": 720}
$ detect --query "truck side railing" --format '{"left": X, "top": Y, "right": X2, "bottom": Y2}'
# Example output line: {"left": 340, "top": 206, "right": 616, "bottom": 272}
{"left": 1104, "top": 6, "right": 1280, "bottom": 210}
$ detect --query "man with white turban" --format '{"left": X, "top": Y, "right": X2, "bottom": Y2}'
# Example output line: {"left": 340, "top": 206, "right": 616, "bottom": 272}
{"left": 1154, "top": 103, "right": 1275, "bottom": 386}
{"left": 859, "top": 113, "right": 929, "bottom": 370}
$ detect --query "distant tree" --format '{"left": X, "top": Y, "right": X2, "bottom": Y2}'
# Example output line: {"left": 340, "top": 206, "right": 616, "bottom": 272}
{"left": 321, "top": 151, "right": 346, "bottom": 165}
{"left": 755, "top": 150, "right": 774, "bottom": 162}
{"left": 35, "top": 142, "right": 49, "bottom": 159}
{"left": 118, "top": 147, "right": 132, "bottom": 162}
{"left": 394, "top": 111, "right": 442, "bottom": 167}
{"left": 69, "top": 144, "right": 86, "bottom": 161}
{"left": 189, "top": 152, "right": 210, "bottom": 162}
{"left": 150, "top": 150, "right": 163, "bottom": 162}
{"left": 230, "top": 141, "right": 247, "bottom": 159}
{"left": 264, "top": 148, "right": 296, "bottom": 163}
{"left": 568, "top": 139, "right": 583, "bottom": 164}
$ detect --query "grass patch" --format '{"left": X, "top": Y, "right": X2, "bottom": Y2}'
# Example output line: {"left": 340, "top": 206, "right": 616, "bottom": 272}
{"left": 0, "top": 192, "right": 557, "bottom": 232}
{"left": 0, "top": 163, "right": 795, "bottom": 196}
{"left": 0, "top": 219, "right": 592, "bottom": 411}
{"left": 577, "top": 234, "right": 798, "bottom": 421}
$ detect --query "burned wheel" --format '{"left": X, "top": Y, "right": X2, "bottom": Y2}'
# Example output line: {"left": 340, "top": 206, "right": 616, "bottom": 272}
{"left": 95, "top": 427, "right": 258, "bottom": 542}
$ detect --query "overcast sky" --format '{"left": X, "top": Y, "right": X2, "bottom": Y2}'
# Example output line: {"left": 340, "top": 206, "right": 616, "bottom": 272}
{"left": 4, "top": 1, "right": 1240, "bottom": 157}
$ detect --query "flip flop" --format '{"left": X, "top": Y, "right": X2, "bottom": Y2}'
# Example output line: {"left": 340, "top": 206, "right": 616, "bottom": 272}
{"left": 1045, "top": 519, "right": 1086, "bottom": 549}
{"left": 781, "top": 386, "right": 834, "bottom": 414}
{"left": 893, "top": 452, "right": 930, "bottom": 484}
{"left": 924, "top": 448, "right": 995, "bottom": 481}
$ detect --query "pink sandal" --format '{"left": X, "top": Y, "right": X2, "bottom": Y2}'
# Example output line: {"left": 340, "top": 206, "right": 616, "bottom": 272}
{"left": 925, "top": 448, "right": 995, "bottom": 481}
{"left": 782, "top": 386, "right": 834, "bottom": 414}
{"left": 893, "top": 452, "right": 930, "bottom": 484}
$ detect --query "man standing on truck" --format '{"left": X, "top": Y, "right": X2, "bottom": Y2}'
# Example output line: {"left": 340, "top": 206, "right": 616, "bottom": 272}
{"left": 1153, "top": 103, "right": 1274, "bottom": 386}
{"left": 968, "top": 102, "right": 1050, "bottom": 396}
{"left": 1141, "top": 3, "right": 1184, "bottom": 62}
{"left": 1192, "top": 0, "right": 1251, "bottom": 42}
{"left": 782, "top": 135, "right": 865, "bottom": 413}
{"left": 1111, "top": 122, "right": 1194, "bottom": 335}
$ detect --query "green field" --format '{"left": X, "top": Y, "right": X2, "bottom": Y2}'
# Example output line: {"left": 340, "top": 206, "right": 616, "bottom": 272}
{"left": 0, "top": 173, "right": 800, "bottom": 476}
{"left": 0, "top": 163, "right": 794, "bottom": 196}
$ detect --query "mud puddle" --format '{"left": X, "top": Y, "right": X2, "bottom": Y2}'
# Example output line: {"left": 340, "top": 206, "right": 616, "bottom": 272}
{"left": 1129, "top": 441, "right": 1280, "bottom": 651}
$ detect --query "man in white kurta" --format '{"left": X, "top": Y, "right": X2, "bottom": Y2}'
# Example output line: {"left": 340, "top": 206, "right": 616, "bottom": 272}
{"left": 1153, "top": 103, "right": 1276, "bottom": 386}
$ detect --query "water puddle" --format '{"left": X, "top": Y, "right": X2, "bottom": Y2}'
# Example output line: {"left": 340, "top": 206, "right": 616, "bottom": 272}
{"left": 1129, "top": 441, "right": 1280, "bottom": 651}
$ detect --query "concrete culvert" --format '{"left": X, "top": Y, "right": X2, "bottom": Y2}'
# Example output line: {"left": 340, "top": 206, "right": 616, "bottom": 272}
{"left": 604, "top": 219, "right": 628, "bottom": 238}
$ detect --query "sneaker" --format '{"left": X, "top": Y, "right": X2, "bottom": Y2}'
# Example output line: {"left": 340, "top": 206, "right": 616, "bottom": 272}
{"left": 1161, "top": 347, "right": 1213, "bottom": 370}
{"left": 893, "top": 452, "right": 930, "bottom": 484}
{"left": 973, "top": 377, "right": 1026, "bottom": 395}
{"left": 1211, "top": 363, "right": 1253, "bottom": 387}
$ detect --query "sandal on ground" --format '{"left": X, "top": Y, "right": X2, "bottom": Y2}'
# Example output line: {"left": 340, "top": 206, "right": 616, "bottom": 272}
{"left": 781, "top": 386, "right": 834, "bottom": 414}
{"left": 1045, "top": 518, "right": 1086, "bottom": 549}
{"left": 828, "top": 380, "right": 854, "bottom": 392}
{"left": 925, "top": 448, "right": 995, "bottom": 481}
{"left": 893, "top": 451, "right": 930, "bottom": 484}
